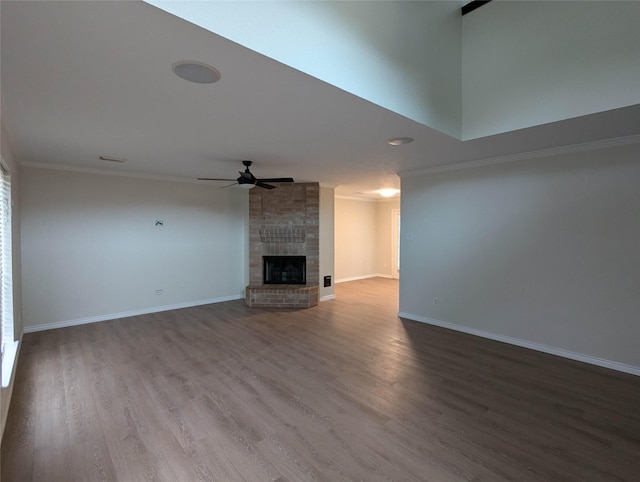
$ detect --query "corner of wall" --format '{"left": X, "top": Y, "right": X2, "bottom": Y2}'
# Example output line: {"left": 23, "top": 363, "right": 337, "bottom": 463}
{"left": 319, "top": 186, "right": 335, "bottom": 300}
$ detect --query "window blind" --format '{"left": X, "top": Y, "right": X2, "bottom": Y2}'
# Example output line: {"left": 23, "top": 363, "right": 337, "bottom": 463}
{"left": 0, "top": 164, "right": 13, "bottom": 353}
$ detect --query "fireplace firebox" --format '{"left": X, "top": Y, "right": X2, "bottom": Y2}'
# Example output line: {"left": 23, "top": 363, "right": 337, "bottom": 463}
{"left": 263, "top": 256, "right": 306, "bottom": 285}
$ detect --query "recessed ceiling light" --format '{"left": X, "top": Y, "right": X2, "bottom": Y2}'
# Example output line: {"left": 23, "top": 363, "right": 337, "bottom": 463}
{"left": 377, "top": 188, "right": 400, "bottom": 198}
{"left": 172, "top": 61, "right": 221, "bottom": 84}
{"left": 386, "top": 137, "right": 414, "bottom": 146}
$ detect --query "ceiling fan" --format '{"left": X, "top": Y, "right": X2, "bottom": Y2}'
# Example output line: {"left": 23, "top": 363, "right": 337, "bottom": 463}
{"left": 198, "top": 160, "right": 294, "bottom": 190}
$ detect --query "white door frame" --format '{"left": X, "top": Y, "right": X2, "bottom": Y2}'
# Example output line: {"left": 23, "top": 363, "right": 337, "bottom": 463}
{"left": 391, "top": 209, "right": 400, "bottom": 279}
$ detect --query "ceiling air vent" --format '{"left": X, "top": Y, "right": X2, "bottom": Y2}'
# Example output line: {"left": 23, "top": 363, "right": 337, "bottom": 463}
{"left": 99, "top": 155, "right": 126, "bottom": 163}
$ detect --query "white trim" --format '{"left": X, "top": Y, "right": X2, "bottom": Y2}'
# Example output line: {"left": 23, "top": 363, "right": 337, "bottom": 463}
{"left": 21, "top": 161, "right": 202, "bottom": 185}
{"left": 335, "top": 195, "right": 378, "bottom": 202}
{"left": 320, "top": 294, "right": 336, "bottom": 302}
{"left": 335, "top": 274, "right": 395, "bottom": 283}
{"left": 399, "top": 134, "right": 640, "bottom": 178}
{"left": 398, "top": 312, "right": 640, "bottom": 377}
{"left": 23, "top": 294, "right": 244, "bottom": 334}
{"left": 391, "top": 208, "right": 400, "bottom": 280}
{"left": 1, "top": 339, "right": 19, "bottom": 388}
{"left": 335, "top": 274, "right": 378, "bottom": 283}
{"left": 335, "top": 194, "right": 400, "bottom": 203}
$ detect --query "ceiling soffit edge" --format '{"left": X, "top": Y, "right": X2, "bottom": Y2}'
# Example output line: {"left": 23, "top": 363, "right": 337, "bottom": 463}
{"left": 399, "top": 134, "right": 640, "bottom": 179}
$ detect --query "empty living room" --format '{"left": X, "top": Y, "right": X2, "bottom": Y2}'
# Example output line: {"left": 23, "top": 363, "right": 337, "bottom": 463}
{"left": 1, "top": 1, "right": 639, "bottom": 481}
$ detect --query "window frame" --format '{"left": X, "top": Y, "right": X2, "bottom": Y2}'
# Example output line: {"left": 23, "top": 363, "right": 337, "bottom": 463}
{"left": 1, "top": 158, "right": 17, "bottom": 388}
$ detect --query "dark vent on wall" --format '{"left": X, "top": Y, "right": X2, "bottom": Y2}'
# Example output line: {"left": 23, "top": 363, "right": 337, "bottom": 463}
{"left": 461, "top": 0, "right": 492, "bottom": 16}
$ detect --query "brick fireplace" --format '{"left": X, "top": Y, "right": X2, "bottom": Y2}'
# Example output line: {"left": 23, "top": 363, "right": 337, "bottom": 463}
{"left": 245, "top": 182, "right": 319, "bottom": 308}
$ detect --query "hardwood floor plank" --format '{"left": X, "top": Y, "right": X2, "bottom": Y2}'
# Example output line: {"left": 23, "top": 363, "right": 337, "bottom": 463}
{"left": 3, "top": 278, "right": 639, "bottom": 481}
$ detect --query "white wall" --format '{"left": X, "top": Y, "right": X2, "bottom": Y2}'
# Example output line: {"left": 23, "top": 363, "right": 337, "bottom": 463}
{"left": 399, "top": 143, "right": 640, "bottom": 372}
{"left": 335, "top": 196, "right": 400, "bottom": 282}
{"left": 20, "top": 168, "right": 247, "bottom": 330}
{"left": 334, "top": 197, "right": 377, "bottom": 282}
{"left": 462, "top": 1, "right": 640, "bottom": 139}
{"left": 146, "top": 0, "right": 462, "bottom": 138}
{"left": 319, "top": 186, "right": 335, "bottom": 300}
{"left": 374, "top": 199, "right": 400, "bottom": 278}
{"left": 150, "top": 0, "right": 639, "bottom": 141}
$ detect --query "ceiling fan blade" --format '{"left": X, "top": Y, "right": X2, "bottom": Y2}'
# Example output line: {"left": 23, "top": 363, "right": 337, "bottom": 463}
{"left": 220, "top": 182, "right": 238, "bottom": 189}
{"left": 197, "top": 177, "right": 236, "bottom": 181}
{"left": 259, "top": 177, "right": 294, "bottom": 183}
{"left": 202, "top": 162, "right": 291, "bottom": 189}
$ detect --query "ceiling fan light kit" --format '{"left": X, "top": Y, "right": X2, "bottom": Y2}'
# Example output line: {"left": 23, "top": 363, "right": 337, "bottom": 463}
{"left": 198, "top": 160, "right": 294, "bottom": 190}
{"left": 377, "top": 188, "right": 400, "bottom": 198}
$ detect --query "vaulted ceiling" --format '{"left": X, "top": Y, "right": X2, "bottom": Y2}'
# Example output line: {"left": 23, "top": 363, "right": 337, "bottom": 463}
{"left": 2, "top": 1, "right": 639, "bottom": 198}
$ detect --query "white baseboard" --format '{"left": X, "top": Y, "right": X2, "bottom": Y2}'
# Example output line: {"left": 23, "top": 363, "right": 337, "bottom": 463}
{"left": 335, "top": 274, "right": 378, "bottom": 283}
{"left": 23, "top": 294, "right": 244, "bottom": 333}
{"left": 335, "top": 273, "right": 394, "bottom": 284}
{"left": 320, "top": 294, "right": 336, "bottom": 302}
{"left": 398, "top": 312, "right": 640, "bottom": 377}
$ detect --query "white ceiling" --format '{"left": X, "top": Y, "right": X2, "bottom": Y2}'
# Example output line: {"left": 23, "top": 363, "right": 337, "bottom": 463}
{"left": 2, "top": 1, "right": 639, "bottom": 198}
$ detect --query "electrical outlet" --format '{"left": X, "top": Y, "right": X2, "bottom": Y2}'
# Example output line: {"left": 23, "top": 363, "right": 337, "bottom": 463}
{"left": 155, "top": 289, "right": 163, "bottom": 295}
{"left": 433, "top": 297, "right": 438, "bottom": 305}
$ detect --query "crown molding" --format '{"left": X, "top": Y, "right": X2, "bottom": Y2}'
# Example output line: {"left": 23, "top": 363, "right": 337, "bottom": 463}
{"left": 20, "top": 162, "right": 330, "bottom": 190}
{"left": 399, "top": 134, "right": 640, "bottom": 179}
{"left": 335, "top": 194, "right": 376, "bottom": 202}
{"left": 20, "top": 161, "right": 201, "bottom": 184}
{"left": 335, "top": 194, "right": 400, "bottom": 202}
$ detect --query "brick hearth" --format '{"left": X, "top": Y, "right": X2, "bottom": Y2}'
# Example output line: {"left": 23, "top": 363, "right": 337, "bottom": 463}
{"left": 245, "top": 183, "right": 319, "bottom": 308}
{"left": 245, "top": 285, "right": 319, "bottom": 309}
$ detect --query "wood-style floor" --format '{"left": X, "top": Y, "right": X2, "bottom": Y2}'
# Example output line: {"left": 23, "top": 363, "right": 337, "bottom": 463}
{"left": 2, "top": 278, "right": 639, "bottom": 481}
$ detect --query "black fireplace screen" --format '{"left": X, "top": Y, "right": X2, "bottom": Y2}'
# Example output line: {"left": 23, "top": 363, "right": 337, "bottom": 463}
{"left": 263, "top": 256, "right": 306, "bottom": 285}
